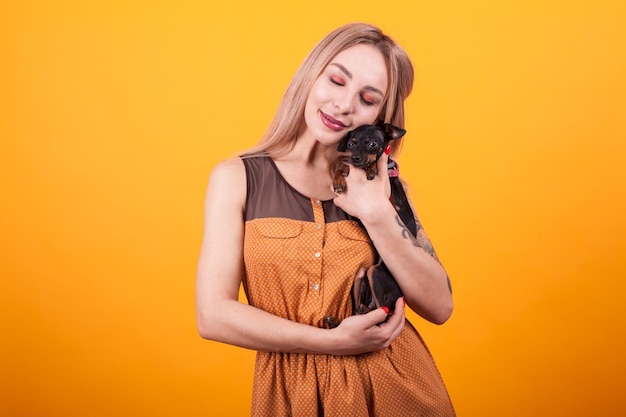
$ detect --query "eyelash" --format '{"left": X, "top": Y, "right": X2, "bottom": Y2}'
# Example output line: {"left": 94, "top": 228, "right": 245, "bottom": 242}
{"left": 329, "top": 77, "right": 376, "bottom": 107}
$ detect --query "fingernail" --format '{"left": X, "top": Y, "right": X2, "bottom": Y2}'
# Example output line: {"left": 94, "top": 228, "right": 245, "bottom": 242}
{"left": 402, "top": 297, "right": 406, "bottom": 307}
{"left": 382, "top": 306, "right": 389, "bottom": 314}
{"left": 384, "top": 146, "right": 391, "bottom": 155}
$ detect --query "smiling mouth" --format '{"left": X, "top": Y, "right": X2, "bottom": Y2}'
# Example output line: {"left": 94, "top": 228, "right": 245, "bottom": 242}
{"left": 320, "top": 111, "right": 347, "bottom": 131}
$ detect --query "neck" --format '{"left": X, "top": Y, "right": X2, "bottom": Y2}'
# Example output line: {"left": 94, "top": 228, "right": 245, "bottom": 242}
{"left": 282, "top": 133, "right": 338, "bottom": 170}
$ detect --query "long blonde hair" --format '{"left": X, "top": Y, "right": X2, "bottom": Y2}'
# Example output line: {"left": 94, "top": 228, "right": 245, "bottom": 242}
{"left": 242, "top": 23, "right": 414, "bottom": 158}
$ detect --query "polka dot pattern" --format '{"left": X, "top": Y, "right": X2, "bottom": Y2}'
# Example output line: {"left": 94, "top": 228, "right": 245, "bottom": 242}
{"left": 241, "top": 157, "right": 455, "bottom": 416}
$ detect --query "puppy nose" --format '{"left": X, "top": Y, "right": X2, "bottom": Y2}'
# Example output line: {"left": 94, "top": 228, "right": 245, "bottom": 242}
{"left": 351, "top": 155, "right": 361, "bottom": 162}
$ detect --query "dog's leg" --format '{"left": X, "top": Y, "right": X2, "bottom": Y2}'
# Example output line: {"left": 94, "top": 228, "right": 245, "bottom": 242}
{"left": 352, "top": 266, "right": 374, "bottom": 314}
{"left": 365, "top": 161, "right": 378, "bottom": 180}
{"left": 367, "top": 262, "right": 403, "bottom": 315}
{"left": 332, "top": 164, "right": 350, "bottom": 194}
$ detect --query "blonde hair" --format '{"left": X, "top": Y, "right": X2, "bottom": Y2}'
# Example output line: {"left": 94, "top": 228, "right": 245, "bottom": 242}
{"left": 242, "top": 23, "right": 414, "bottom": 158}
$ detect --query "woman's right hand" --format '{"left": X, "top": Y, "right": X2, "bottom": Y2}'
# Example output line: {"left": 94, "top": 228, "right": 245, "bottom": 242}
{"left": 328, "top": 297, "right": 406, "bottom": 355}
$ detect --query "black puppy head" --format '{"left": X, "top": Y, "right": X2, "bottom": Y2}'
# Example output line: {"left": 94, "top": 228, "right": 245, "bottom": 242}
{"left": 336, "top": 122, "right": 406, "bottom": 168}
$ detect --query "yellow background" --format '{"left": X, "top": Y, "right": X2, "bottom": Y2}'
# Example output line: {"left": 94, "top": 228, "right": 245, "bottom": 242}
{"left": 2, "top": 1, "right": 625, "bottom": 416}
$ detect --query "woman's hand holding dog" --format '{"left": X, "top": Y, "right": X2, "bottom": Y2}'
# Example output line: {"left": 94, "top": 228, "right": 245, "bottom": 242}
{"left": 327, "top": 297, "right": 405, "bottom": 356}
{"left": 332, "top": 151, "right": 392, "bottom": 222}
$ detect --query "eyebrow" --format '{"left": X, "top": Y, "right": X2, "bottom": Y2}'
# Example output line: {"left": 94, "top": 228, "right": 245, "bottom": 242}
{"left": 329, "top": 62, "right": 385, "bottom": 97}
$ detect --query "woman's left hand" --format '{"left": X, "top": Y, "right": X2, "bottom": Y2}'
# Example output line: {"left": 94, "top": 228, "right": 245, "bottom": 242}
{"left": 332, "top": 151, "right": 392, "bottom": 222}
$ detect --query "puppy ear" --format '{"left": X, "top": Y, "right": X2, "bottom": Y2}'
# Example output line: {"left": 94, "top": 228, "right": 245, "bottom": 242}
{"left": 336, "top": 131, "right": 352, "bottom": 151}
{"left": 381, "top": 123, "right": 407, "bottom": 140}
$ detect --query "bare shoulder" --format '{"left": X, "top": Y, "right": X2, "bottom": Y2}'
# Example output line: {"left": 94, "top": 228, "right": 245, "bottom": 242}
{"left": 209, "top": 157, "right": 246, "bottom": 183}
{"left": 205, "top": 157, "right": 246, "bottom": 209}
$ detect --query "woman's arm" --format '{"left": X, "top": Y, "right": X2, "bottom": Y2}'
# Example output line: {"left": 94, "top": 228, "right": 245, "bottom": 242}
{"left": 195, "top": 158, "right": 406, "bottom": 355}
{"left": 333, "top": 154, "right": 453, "bottom": 325}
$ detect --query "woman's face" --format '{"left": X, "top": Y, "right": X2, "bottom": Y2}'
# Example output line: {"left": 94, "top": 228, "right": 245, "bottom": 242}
{"left": 303, "top": 44, "right": 388, "bottom": 146}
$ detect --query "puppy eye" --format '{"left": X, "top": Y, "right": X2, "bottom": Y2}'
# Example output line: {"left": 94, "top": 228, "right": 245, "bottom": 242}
{"left": 347, "top": 141, "right": 354, "bottom": 148}
{"left": 369, "top": 142, "right": 378, "bottom": 148}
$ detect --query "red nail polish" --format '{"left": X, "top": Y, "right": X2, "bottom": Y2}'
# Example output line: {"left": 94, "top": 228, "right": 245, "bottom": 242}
{"left": 402, "top": 297, "right": 406, "bottom": 306}
{"left": 384, "top": 146, "right": 391, "bottom": 155}
{"left": 382, "top": 306, "right": 389, "bottom": 314}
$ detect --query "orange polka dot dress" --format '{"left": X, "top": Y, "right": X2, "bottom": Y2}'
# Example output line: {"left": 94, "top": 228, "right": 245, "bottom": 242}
{"left": 242, "top": 157, "right": 455, "bottom": 416}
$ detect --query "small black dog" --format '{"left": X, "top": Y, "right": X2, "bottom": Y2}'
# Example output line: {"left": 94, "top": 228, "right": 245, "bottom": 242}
{"left": 332, "top": 123, "right": 402, "bottom": 193}
{"left": 325, "top": 122, "right": 419, "bottom": 328}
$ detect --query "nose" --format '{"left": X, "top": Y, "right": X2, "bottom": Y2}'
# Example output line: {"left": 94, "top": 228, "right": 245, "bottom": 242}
{"left": 333, "top": 93, "right": 354, "bottom": 114}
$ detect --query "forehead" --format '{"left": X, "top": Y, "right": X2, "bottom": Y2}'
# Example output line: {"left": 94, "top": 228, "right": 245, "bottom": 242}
{"left": 351, "top": 125, "right": 385, "bottom": 140}
{"left": 328, "top": 44, "right": 388, "bottom": 93}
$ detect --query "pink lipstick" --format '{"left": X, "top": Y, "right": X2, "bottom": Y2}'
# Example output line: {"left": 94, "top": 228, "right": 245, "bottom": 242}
{"left": 320, "top": 111, "right": 347, "bottom": 132}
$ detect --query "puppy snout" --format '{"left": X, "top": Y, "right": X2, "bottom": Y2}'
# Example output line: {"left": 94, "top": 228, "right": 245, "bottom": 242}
{"left": 351, "top": 155, "right": 362, "bottom": 163}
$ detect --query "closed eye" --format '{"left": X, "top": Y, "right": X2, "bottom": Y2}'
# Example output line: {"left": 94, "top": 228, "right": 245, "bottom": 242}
{"left": 330, "top": 76, "right": 377, "bottom": 106}
{"left": 330, "top": 76, "right": 344, "bottom": 86}
{"left": 360, "top": 96, "right": 375, "bottom": 106}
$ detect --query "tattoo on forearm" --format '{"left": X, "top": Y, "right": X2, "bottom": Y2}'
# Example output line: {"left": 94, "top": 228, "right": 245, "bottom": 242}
{"left": 394, "top": 214, "right": 452, "bottom": 294}
{"left": 395, "top": 215, "right": 420, "bottom": 247}
{"left": 394, "top": 214, "right": 439, "bottom": 261}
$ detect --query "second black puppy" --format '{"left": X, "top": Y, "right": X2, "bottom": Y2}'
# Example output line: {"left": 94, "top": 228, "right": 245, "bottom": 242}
{"left": 330, "top": 122, "right": 419, "bottom": 323}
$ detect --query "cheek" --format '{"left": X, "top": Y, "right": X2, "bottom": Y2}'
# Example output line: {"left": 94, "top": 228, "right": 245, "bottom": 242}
{"left": 304, "top": 87, "right": 322, "bottom": 116}
{"left": 307, "top": 78, "right": 330, "bottom": 104}
{"left": 355, "top": 108, "right": 382, "bottom": 126}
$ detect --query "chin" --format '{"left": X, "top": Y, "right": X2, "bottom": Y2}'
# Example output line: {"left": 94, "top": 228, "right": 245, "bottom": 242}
{"left": 316, "top": 133, "right": 345, "bottom": 147}
{"left": 304, "top": 125, "right": 345, "bottom": 146}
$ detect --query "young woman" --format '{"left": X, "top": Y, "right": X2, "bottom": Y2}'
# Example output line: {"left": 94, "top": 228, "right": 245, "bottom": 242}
{"left": 196, "top": 23, "right": 455, "bottom": 416}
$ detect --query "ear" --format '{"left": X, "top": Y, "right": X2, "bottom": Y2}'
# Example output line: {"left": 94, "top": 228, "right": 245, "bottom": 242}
{"left": 336, "top": 131, "right": 353, "bottom": 151}
{"left": 380, "top": 123, "right": 407, "bottom": 141}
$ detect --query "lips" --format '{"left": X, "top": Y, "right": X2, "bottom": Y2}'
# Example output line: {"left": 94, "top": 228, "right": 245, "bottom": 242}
{"left": 319, "top": 111, "right": 348, "bottom": 132}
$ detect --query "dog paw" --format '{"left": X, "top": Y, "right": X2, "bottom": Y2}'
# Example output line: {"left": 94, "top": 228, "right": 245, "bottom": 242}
{"left": 366, "top": 169, "right": 378, "bottom": 181}
{"left": 323, "top": 316, "right": 341, "bottom": 329}
{"left": 332, "top": 181, "right": 346, "bottom": 194}
{"left": 366, "top": 169, "right": 378, "bottom": 180}
{"left": 354, "top": 304, "right": 371, "bottom": 315}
